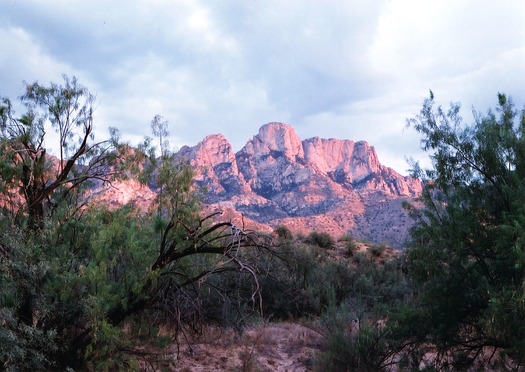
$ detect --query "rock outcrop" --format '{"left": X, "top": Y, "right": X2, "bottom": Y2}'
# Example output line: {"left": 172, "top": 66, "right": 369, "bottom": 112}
{"left": 176, "top": 122, "right": 421, "bottom": 247}
{"left": 178, "top": 134, "right": 251, "bottom": 198}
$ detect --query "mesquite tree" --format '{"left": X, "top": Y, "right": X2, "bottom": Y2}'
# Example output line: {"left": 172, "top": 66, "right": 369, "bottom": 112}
{"left": 0, "top": 76, "right": 120, "bottom": 229}
{"left": 396, "top": 93, "right": 525, "bottom": 369}
{"left": 0, "top": 77, "right": 275, "bottom": 370}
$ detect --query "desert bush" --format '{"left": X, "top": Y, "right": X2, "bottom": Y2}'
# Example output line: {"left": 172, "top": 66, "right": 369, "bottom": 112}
{"left": 339, "top": 234, "right": 359, "bottom": 257}
{"left": 314, "top": 303, "right": 392, "bottom": 371}
{"left": 257, "top": 245, "right": 354, "bottom": 318}
{"left": 274, "top": 225, "right": 293, "bottom": 240}
{"left": 368, "top": 244, "right": 386, "bottom": 258}
{"left": 258, "top": 240, "right": 411, "bottom": 322}
{"left": 307, "top": 231, "right": 335, "bottom": 249}
{"left": 351, "top": 252, "right": 371, "bottom": 267}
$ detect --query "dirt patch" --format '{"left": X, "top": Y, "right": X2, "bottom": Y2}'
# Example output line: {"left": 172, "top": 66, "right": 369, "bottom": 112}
{"left": 163, "top": 322, "right": 323, "bottom": 371}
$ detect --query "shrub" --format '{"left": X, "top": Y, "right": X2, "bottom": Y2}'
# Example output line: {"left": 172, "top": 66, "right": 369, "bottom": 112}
{"left": 351, "top": 252, "right": 369, "bottom": 266}
{"left": 339, "top": 234, "right": 359, "bottom": 257}
{"left": 368, "top": 244, "right": 386, "bottom": 257}
{"left": 314, "top": 303, "right": 392, "bottom": 371}
{"left": 308, "top": 231, "right": 334, "bottom": 249}
{"left": 274, "top": 225, "right": 293, "bottom": 240}
{"left": 258, "top": 244, "right": 357, "bottom": 318}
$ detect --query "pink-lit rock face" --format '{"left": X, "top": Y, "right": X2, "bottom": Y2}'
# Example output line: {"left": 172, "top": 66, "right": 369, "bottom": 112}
{"left": 302, "top": 135, "right": 421, "bottom": 197}
{"left": 82, "top": 122, "right": 422, "bottom": 247}
{"left": 178, "top": 133, "right": 251, "bottom": 198}
{"left": 197, "top": 134, "right": 238, "bottom": 169}
{"left": 303, "top": 137, "right": 379, "bottom": 184}
{"left": 88, "top": 179, "right": 156, "bottom": 211}
{"left": 242, "top": 122, "right": 304, "bottom": 160}
{"left": 175, "top": 122, "right": 422, "bottom": 247}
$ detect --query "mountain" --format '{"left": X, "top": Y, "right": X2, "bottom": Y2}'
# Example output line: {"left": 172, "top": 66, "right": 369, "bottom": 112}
{"left": 176, "top": 122, "right": 421, "bottom": 248}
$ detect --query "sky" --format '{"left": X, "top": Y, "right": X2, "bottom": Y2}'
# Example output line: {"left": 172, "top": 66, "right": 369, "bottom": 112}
{"left": 1, "top": 0, "right": 525, "bottom": 174}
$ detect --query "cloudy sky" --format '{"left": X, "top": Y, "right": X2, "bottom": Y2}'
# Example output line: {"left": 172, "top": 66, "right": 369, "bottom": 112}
{"left": 2, "top": 1, "right": 525, "bottom": 174}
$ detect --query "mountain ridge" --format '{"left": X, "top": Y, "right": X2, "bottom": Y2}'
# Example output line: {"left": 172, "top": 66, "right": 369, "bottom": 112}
{"left": 176, "top": 122, "right": 421, "bottom": 247}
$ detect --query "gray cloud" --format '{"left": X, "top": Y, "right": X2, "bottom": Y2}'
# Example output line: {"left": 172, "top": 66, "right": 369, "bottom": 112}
{"left": 1, "top": 0, "right": 525, "bottom": 174}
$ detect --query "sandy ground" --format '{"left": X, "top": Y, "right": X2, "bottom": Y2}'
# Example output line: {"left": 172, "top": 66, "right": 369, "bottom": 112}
{"left": 160, "top": 322, "right": 324, "bottom": 371}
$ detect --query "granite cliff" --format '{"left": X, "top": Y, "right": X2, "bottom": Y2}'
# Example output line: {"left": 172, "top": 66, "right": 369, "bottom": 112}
{"left": 177, "top": 122, "right": 421, "bottom": 247}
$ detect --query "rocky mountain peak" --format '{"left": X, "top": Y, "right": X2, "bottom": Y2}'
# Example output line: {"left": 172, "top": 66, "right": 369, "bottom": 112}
{"left": 174, "top": 122, "right": 422, "bottom": 247}
{"left": 303, "top": 137, "right": 380, "bottom": 185}
{"left": 241, "top": 122, "right": 304, "bottom": 161}
{"left": 179, "top": 133, "right": 236, "bottom": 168}
{"left": 177, "top": 134, "right": 249, "bottom": 198}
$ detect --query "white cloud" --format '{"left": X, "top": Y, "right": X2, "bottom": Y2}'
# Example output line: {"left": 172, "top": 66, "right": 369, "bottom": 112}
{"left": 370, "top": 1, "right": 525, "bottom": 79}
{"left": 0, "top": 27, "right": 78, "bottom": 97}
{"left": 1, "top": 0, "right": 525, "bottom": 174}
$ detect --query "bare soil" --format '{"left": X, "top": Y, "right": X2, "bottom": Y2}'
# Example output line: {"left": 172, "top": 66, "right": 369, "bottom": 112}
{"left": 161, "top": 322, "right": 324, "bottom": 371}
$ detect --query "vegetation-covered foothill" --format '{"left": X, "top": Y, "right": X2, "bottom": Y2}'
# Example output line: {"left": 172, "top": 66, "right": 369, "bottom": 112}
{"left": 1, "top": 76, "right": 524, "bottom": 371}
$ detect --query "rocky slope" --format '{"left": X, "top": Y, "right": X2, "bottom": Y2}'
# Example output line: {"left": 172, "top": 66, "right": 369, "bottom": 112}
{"left": 176, "top": 122, "right": 421, "bottom": 248}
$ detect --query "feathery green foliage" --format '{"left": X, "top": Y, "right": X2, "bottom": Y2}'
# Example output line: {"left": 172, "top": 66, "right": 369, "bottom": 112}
{"left": 396, "top": 93, "right": 525, "bottom": 368}
{"left": 0, "top": 77, "right": 275, "bottom": 370}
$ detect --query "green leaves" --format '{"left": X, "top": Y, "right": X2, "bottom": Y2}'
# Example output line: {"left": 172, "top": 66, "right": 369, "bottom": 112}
{"left": 400, "top": 92, "right": 525, "bottom": 367}
{"left": 0, "top": 76, "right": 280, "bottom": 370}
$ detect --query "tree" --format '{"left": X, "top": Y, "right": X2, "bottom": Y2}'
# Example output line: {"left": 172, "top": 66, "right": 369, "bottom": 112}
{"left": 0, "top": 77, "right": 275, "bottom": 370}
{"left": 396, "top": 93, "right": 525, "bottom": 369}
{"left": 0, "top": 75, "right": 119, "bottom": 229}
